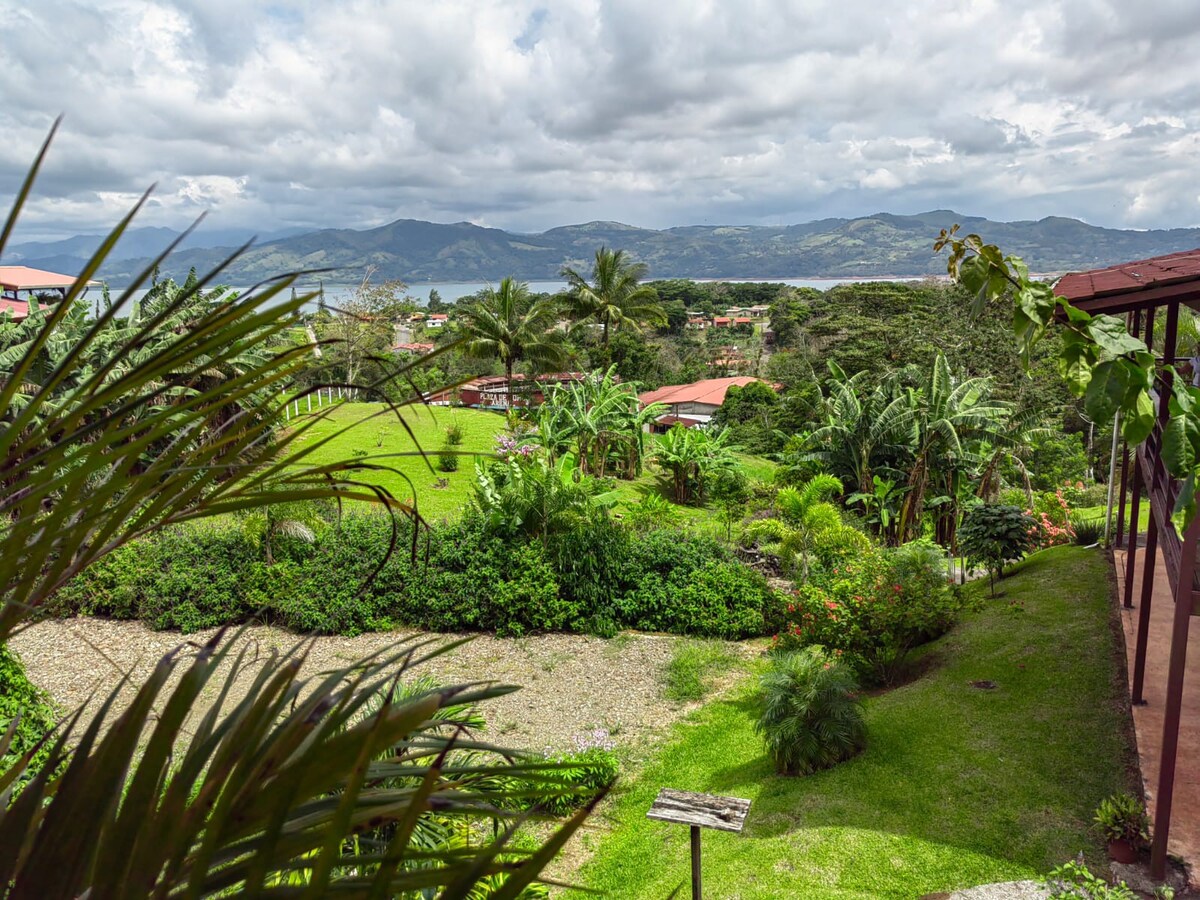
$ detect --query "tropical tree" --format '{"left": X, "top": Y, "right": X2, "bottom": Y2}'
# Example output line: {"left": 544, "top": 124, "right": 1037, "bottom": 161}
{"left": 460, "top": 277, "right": 566, "bottom": 410}
{"left": 0, "top": 125, "right": 590, "bottom": 896}
{"left": 803, "top": 361, "right": 916, "bottom": 495}
{"left": 561, "top": 247, "right": 666, "bottom": 355}
{"left": 895, "top": 352, "right": 1011, "bottom": 543}
{"left": 653, "top": 424, "right": 739, "bottom": 504}
{"left": 531, "top": 366, "right": 664, "bottom": 478}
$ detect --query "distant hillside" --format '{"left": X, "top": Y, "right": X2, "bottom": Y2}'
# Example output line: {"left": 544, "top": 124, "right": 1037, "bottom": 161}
{"left": 9, "top": 211, "right": 1200, "bottom": 288}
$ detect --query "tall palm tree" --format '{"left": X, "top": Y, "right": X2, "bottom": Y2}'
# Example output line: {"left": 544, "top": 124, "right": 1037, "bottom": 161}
{"left": 460, "top": 277, "right": 566, "bottom": 410}
{"left": 561, "top": 247, "right": 665, "bottom": 355}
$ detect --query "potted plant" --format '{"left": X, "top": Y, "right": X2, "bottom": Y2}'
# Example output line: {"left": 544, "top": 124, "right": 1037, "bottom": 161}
{"left": 1094, "top": 793, "right": 1150, "bottom": 863}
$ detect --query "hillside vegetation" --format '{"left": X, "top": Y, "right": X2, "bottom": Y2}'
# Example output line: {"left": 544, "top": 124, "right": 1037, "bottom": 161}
{"left": 24, "top": 210, "right": 1200, "bottom": 287}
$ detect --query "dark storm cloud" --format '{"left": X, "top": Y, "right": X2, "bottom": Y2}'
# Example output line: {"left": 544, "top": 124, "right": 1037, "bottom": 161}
{"left": 2, "top": 0, "right": 1200, "bottom": 240}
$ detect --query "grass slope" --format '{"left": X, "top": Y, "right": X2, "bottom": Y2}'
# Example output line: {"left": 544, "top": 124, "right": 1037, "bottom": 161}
{"left": 292, "top": 402, "right": 776, "bottom": 524}
{"left": 290, "top": 403, "right": 504, "bottom": 522}
{"left": 581, "top": 546, "right": 1136, "bottom": 899}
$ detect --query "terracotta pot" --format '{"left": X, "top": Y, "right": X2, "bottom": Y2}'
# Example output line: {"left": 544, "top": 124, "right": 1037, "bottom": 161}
{"left": 1107, "top": 838, "right": 1138, "bottom": 864}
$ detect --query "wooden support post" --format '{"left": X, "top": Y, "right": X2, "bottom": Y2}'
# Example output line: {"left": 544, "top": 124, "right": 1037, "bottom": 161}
{"left": 1124, "top": 461, "right": 1143, "bottom": 609}
{"left": 1151, "top": 519, "right": 1200, "bottom": 879}
{"left": 1132, "top": 512, "right": 1158, "bottom": 704}
{"left": 690, "top": 825, "right": 702, "bottom": 900}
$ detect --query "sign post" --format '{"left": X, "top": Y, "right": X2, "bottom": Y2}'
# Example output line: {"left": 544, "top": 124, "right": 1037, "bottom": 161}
{"left": 646, "top": 787, "right": 751, "bottom": 899}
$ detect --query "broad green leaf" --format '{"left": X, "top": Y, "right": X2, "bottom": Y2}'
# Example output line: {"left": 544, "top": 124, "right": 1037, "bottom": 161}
{"left": 1083, "top": 359, "right": 1131, "bottom": 423}
{"left": 1162, "top": 415, "right": 1199, "bottom": 476}
{"left": 1088, "top": 315, "right": 1149, "bottom": 357}
{"left": 1122, "top": 390, "right": 1156, "bottom": 445}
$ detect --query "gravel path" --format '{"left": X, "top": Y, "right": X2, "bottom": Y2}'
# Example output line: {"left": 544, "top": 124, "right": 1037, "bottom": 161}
{"left": 10, "top": 618, "right": 754, "bottom": 756}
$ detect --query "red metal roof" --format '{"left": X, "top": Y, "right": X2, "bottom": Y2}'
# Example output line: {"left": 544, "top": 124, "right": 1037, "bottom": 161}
{"left": 1055, "top": 249, "right": 1200, "bottom": 303}
{"left": 0, "top": 265, "right": 97, "bottom": 292}
{"left": 639, "top": 376, "right": 771, "bottom": 408}
{"left": 0, "top": 298, "right": 30, "bottom": 320}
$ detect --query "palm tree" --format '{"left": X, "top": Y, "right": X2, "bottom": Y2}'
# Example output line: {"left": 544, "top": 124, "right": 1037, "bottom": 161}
{"left": 460, "top": 277, "right": 566, "bottom": 410}
{"left": 561, "top": 247, "right": 666, "bottom": 355}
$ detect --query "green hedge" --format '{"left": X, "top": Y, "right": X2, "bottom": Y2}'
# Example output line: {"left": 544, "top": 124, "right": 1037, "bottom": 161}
{"left": 50, "top": 515, "right": 782, "bottom": 639}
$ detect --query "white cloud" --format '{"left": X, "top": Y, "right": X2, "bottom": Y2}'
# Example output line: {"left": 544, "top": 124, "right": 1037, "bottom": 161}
{"left": 2, "top": 0, "right": 1200, "bottom": 239}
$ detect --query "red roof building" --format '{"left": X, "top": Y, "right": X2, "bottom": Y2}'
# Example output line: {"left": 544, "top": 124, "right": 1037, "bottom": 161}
{"left": 639, "top": 376, "right": 774, "bottom": 430}
{"left": 0, "top": 298, "right": 31, "bottom": 320}
{"left": 0, "top": 265, "right": 98, "bottom": 300}
{"left": 427, "top": 372, "right": 593, "bottom": 409}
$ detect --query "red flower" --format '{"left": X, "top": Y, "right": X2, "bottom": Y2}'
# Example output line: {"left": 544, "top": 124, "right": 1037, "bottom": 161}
{"left": 825, "top": 600, "right": 838, "bottom": 610}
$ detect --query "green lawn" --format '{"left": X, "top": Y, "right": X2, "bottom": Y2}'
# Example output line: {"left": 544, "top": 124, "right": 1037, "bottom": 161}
{"left": 290, "top": 403, "right": 504, "bottom": 522}
{"left": 1076, "top": 503, "right": 1149, "bottom": 533}
{"left": 579, "top": 546, "right": 1136, "bottom": 899}
{"left": 292, "top": 402, "right": 775, "bottom": 524}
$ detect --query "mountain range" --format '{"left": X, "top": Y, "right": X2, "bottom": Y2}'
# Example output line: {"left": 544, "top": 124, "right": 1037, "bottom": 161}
{"left": 7, "top": 211, "right": 1200, "bottom": 289}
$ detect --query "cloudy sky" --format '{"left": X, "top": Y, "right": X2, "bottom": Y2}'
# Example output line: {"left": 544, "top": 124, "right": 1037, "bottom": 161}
{"left": 2, "top": 0, "right": 1199, "bottom": 240}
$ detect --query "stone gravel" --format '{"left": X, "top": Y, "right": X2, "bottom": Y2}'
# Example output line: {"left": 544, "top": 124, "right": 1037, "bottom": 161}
{"left": 9, "top": 618, "right": 754, "bottom": 756}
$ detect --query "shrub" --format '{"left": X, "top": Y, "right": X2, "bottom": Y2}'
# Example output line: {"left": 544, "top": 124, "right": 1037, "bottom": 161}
{"left": 1031, "top": 489, "right": 1075, "bottom": 547}
{"left": 537, "top": 731, "right": 620, "bottom": 816}
{"left": 1044, "top": 860, "right": 1137, "bottom": 899}
{"left": 52, "top": 514, "right": 781, "bottom": 640}
{"left": 959, "top": 504, "right": 1038, "bottom": 596}
{"left": 755, "top": 647, "right": 866, "bottom": 776}
{"left": 775, "top": 540, "right": 959, "bottom": 685}
{"left": 0, "top": 646, "right": 57, "bottom": 783}
{"left": 444, "top": 421, "right": 464, "bottom": 446}
{"left": 437, "top": 448, "right": 459, "bottom": 472}
{"left": 1070, "top": 514, "right": 1107, "bottom": 547}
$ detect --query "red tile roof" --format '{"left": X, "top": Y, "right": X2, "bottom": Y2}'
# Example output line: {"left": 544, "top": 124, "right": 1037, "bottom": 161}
{"left": 713, "top": 317, "right": 731, "bottom": 324}
{"left": 1055, "top": 249, "right": 1200, "bottom": 303}
{"left": 0, "top": 265, "right": 97, "bottom": 291}
{"left": 639, "top": 376, "right": 771, "bottom": 408}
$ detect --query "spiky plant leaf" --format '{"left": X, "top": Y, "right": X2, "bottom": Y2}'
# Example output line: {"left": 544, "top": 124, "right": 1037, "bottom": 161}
{"left": 0, "top": 127, "right": 591, "bottom": 897}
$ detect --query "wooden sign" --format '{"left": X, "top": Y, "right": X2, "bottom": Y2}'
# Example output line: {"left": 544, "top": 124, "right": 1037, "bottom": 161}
{"left": 647, "top": 788, "right": 751, "bottom": 898}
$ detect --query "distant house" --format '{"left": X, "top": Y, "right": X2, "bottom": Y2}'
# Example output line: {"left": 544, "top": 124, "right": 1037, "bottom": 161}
{"left": 427, "top": 372, "right": 593, "bottom": 409}
{"left": 639, "top": 376, "right": 776, "bottom": 431}
{"left": 392, "top": 341, "right": 435, "bottom": 355}
{"left": 686, "top": 316, "right": 708, "bottom": 330}
{"left": 733, "top": 316, "right": 753, "bottom": 326}
{"left": 712, "top": 316, "right": 732, "bottom": 328}
{"left": 426, "top": 314, "right": 449, "bottom": 328}
{"left": 0, "top": 266, "right": 99, "bottom": 320}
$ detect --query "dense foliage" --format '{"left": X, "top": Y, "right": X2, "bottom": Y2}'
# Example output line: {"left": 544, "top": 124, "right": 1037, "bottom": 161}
{"left": 51, "top": 511, "right": 782, "bottom": 640}
{"left": 0, "top": 646, "right": 57, "bottom": 783}
{"left": 755, "top": 646, "right": 866, "bottom": 776}
{"left": 958, "top": 504, "right": 1039, "bottom": 593}
{"left": 774, "top": 539, "right": 961, "bottom": 685}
